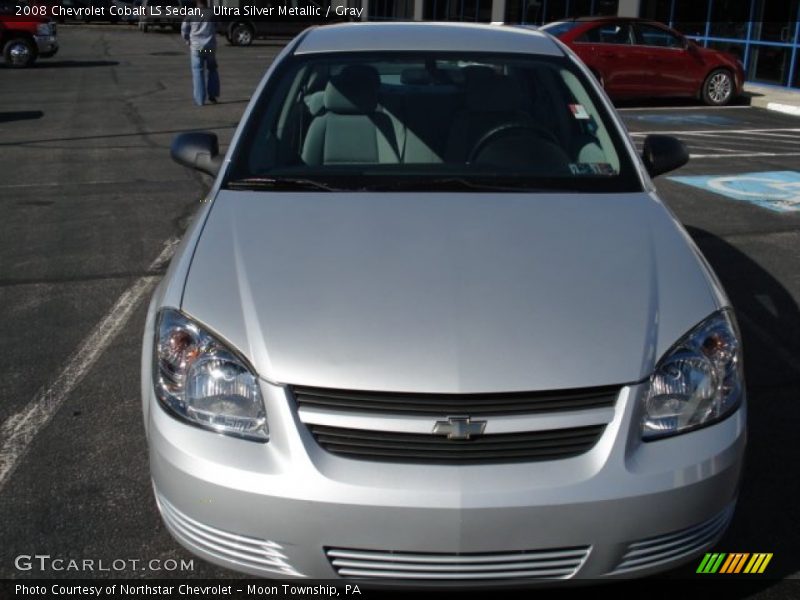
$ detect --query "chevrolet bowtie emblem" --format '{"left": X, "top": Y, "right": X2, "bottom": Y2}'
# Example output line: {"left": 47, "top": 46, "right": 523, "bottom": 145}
{"left": 432, "top": 416, "right": 487, "bottom": 440}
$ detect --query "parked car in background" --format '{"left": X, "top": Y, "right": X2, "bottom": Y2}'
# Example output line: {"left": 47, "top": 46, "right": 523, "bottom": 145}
{"left": 138, "top": 0, "right": 184, "bottom": 32}
{"left": 218, "top": 0, "right": 348, "bottom": 46}
{"left": 50, "top": 0, "right": 123, "bottom": 23}
{"left": 54, "top": 0, "right": 84, "bottom": 21}
{"left": 0, "top": 0, "right": 58, "bottom": 67}
{"left": 148, "top": 22, "right": 746, "bottom": 581}
{"left": 542, "top": 17, "right": 745, "bottom": 106}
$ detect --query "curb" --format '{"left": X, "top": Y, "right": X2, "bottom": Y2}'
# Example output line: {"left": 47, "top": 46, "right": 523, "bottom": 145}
{"left": 745, "top": 87, "right": 800, "bottom": 116}
{"left": 765, "top": 102, "right": 800, "bottom": 117}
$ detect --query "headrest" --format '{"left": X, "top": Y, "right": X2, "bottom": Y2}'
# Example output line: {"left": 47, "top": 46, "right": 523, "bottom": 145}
{"left": 324, "top": 65, "right": 380, "bottom": 114}
{"left": 304, "top": 91, "right": 326, "bottom": 117}
{"left": 463, "top": 67, "right": 525, "bottom": 112}
{"left": 305, "top": 67, "right": 328, "bottom": 93}
{"left": 401, "top": 68, "right": 433, "bottom": 85}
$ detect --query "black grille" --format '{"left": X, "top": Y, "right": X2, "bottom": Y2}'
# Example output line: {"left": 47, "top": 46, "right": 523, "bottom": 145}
{"left": 293, "top": 386, "right": 618, "bottom": 416}
{"left": 307, "top": 424, "right": 605, "bottom": 464}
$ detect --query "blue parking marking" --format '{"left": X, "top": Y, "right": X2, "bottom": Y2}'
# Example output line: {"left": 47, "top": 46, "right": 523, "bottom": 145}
{"left": 669, "top": 171, "right": 800, "bottom": 213}
{"left": 627, "top": 114, "right": 736, "bottom": 126}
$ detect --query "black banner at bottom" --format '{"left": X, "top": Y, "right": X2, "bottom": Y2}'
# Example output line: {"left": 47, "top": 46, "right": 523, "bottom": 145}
{"left": 3, "top": 578, "right": 800, "bottom": 600}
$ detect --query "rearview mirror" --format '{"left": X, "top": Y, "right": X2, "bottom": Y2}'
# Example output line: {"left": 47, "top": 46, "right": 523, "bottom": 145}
{"left": 642, "top": 135, "right": 689, "bottom": 177}
{"left": 170, "top": 132, "right": 222, "bottom": 177}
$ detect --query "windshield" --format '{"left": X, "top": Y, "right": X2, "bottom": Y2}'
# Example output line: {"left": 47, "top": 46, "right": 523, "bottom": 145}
{"left": 227, "top": 52, "right": 640, "bottom": 192}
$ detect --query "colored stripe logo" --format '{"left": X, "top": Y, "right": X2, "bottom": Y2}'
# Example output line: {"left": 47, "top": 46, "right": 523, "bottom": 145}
{"left": 697, "top": 553, "right": 773, "bottom": 574}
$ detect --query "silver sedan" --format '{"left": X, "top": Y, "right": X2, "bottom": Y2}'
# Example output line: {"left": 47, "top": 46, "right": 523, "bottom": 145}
{"left": 142, "top": 22, "right": 746, "bottom": 582}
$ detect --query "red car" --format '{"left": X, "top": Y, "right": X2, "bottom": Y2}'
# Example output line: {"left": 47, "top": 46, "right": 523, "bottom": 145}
{"left": 0, "top": 0, "right": 59, "bottom": 67}
{"left": 541, "top": 17, "right": 745, "bottom": 106}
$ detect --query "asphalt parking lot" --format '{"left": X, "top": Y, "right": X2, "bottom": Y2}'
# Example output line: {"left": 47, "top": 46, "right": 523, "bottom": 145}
{"left": 1, "top": 25, "right": 799, "bottom": 591}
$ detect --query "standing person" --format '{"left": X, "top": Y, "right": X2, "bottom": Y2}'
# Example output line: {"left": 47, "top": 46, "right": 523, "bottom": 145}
{"left": 181, "top": 0, "right": 220, "bottom": 106}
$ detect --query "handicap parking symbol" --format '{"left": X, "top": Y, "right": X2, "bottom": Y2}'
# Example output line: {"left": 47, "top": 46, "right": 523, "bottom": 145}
{"left": 669, "top": 171, "right": 800, "bottom": 213}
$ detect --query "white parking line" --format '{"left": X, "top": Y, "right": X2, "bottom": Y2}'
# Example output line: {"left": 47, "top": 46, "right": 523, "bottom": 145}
{"left": 644, "top": 140, "right": 800, "bottom": 151}
{"left": 676, "top": 134, "right": 800, "bottom": 148}
{"left": 727, "top": 131, "right": 800, "bottom": 140}
{"left": 0, "top": 238, "right": 179, "bottom": 492}
{"left": 672, "top": 134, "right": 800, "bottom": 150}
{"left": 617, "top": 106, "right": 753, "bottom": 111}
{"left": 688, "top": 152, "right": 800, "bottom": 159}
{"left": 629, "top": 127, "right": 800, "bottom": 136}
{"left": 673, "top": 131, "right": 800, "bottom": 142}
{"left": 629, "top": 127, "right": 800, "bottom": 159}
{"left": 682, "top": 146, "right": 750, "bottom": 154}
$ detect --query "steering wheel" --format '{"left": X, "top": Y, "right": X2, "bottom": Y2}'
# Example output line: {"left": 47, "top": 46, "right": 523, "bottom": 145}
{"left": 467, "top": 123, "right": 560, "bottom": 164}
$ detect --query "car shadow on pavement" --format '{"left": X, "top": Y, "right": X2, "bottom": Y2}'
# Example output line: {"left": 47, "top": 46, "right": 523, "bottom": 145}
{"left": 0, "top": 124, "right": 237, "bottom": 147}
{"left": 0, "top": 110, "right": 43, "bottom": 123}
{"left": 203, "top": 99, "right": 249, "bottom": 106}
{"left": 33, "top": 60, "right": 119, "bottom": 68}
{"left": 686, "top": 227, "right": 800, "bottom": 583}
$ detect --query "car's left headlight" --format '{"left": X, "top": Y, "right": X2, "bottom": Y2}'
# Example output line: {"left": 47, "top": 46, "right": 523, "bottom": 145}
{"left": 153, "top": 308, "right": 268, "bottom": 442}
{"left": 642, "top": 310, "right": 743, "bottom": 441}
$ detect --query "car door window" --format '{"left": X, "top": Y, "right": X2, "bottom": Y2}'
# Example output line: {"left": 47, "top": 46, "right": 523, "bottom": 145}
{"left": 577, "top": 23, "right": 634, "bottom": 45}
{"left": 635, "top": 24, "right": 684, "bottom": 48}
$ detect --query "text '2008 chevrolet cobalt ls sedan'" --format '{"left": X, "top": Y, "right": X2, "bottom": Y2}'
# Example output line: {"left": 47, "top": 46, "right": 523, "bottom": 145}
{"left": 142, "top": 22, "right": 746, "bottom": 582}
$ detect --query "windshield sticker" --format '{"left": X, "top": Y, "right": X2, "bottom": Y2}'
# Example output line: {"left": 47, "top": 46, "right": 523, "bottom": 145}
{"left": 569, "top": 104, "right": 590, "bottom": 120}
{"left": 569, "top": 163, "right": 615, "bottom": 176}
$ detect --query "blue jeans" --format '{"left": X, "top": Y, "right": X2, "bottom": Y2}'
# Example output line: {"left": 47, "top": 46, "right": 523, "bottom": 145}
{"left": 191, "top": 49, "right": 220, "bottom": 106}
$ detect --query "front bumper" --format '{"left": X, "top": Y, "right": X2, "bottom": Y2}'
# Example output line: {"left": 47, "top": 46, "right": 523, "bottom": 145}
{"left": 148, "top": 381, "right": 745, "bottom": 581}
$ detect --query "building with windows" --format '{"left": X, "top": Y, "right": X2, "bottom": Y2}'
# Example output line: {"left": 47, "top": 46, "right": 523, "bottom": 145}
{"left": 365, "top": 0, "right": 799, "bottom": 89}
{"left": 635, "top": 1, "right": 799, "bottom": 88}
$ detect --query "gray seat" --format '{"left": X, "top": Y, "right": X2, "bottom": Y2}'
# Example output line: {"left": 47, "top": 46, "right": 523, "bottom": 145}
{"left": 301, "top": 65, "right": 399, "bottom": 166}
{"left": 444, "top": 67, "right": 533, "bottom": 163}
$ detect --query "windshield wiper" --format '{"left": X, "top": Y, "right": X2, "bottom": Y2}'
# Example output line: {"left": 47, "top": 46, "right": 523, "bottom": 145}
{"left": 226, "top": 177, "right": 342, "bottom": 192}
{"left": 227, "top": 176, "right": 579, "bottom": 193}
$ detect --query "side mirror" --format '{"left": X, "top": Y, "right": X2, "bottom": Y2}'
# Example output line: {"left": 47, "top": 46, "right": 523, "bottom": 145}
{"left": 170, "top": 132, "right": 222, "bottom": 177}
{"left": 642, "top": 134, "right": 689, "bottom": 177}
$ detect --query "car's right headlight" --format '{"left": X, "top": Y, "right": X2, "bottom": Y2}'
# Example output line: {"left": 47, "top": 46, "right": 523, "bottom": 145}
{"left": 36, "top": 22, "right": 54, "bottom": 36}
{"left": 154, "top": 308, "right": 268, "bottom": 442}
{"left": 642, "top": 309, "right": 743, "bottom": 441}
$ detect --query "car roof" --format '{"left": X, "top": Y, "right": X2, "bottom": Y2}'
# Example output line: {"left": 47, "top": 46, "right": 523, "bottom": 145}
{"left": 572, "top": 16, "right": 644, "bottom": 22}
{"left": 555, "top": 16, "right": 666, "bottom": 25}
{"left": 294, "top": 22, "right": 565, "bottom": 56}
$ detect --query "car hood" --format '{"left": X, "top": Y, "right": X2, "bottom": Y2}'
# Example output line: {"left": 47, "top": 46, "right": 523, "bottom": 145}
{"left": 181, "top": 191, "right": 722, "bottom": 393}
